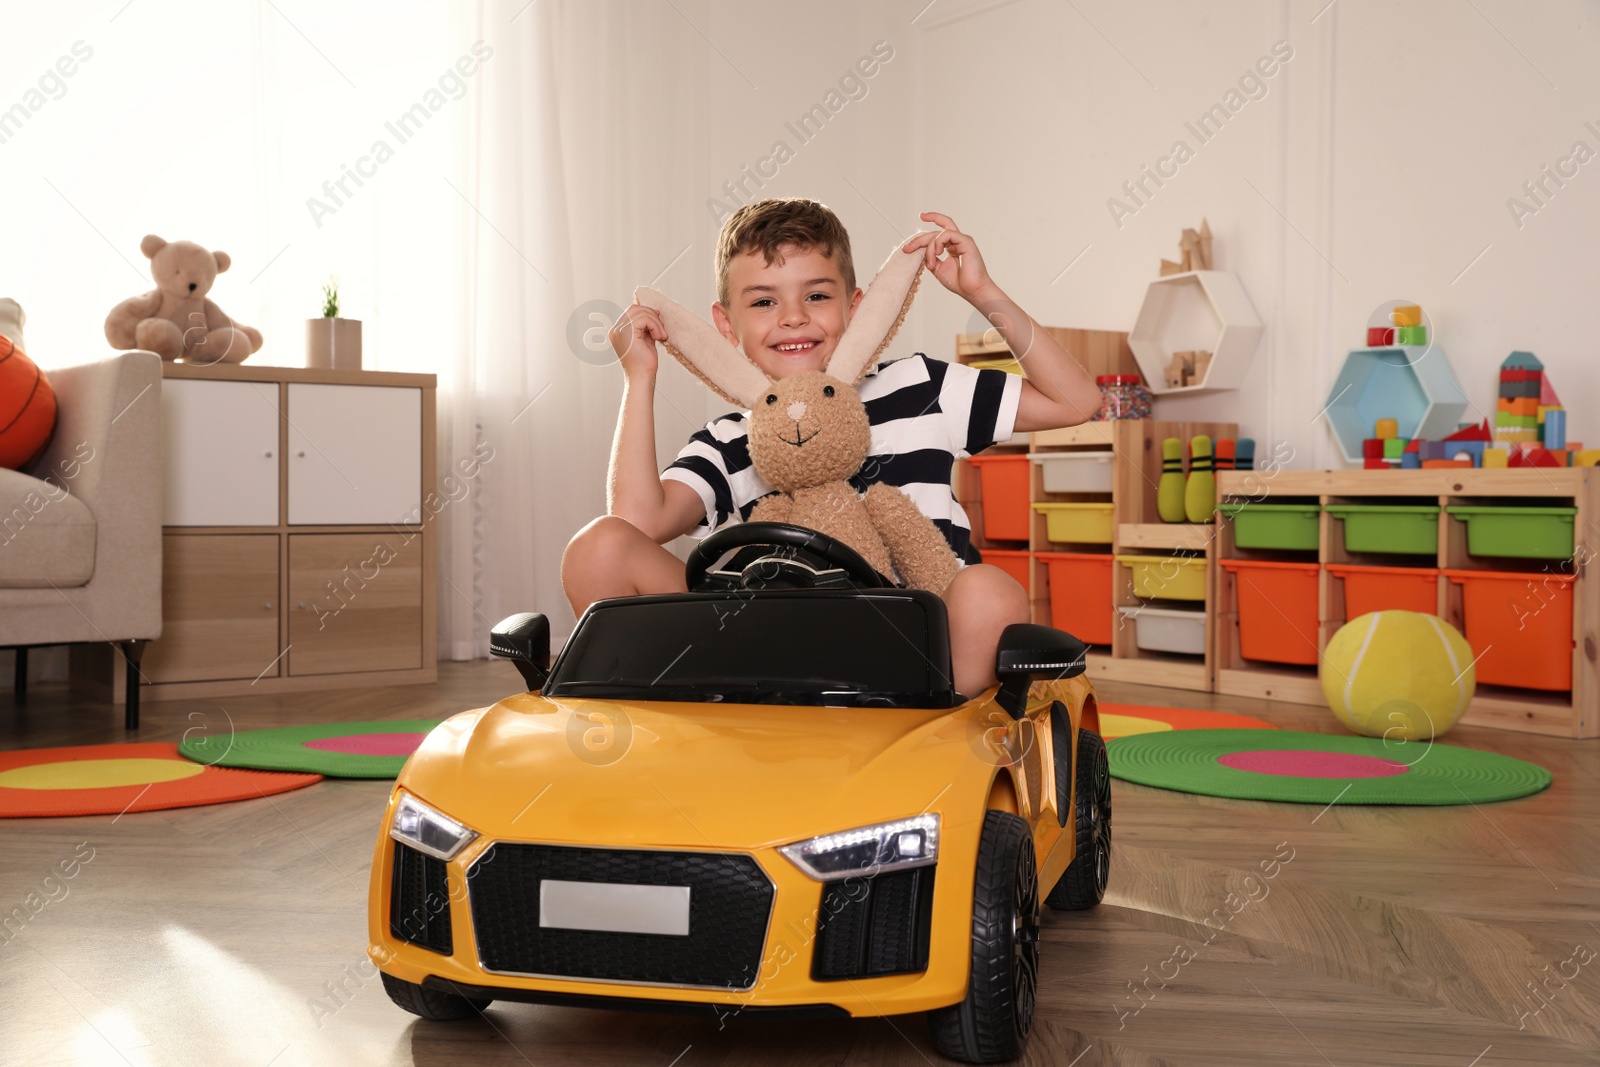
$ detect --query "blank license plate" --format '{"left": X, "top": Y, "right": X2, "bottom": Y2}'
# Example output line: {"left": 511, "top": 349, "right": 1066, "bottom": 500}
{"left": 538, "top": 880, "right": 691, "bottom": 936}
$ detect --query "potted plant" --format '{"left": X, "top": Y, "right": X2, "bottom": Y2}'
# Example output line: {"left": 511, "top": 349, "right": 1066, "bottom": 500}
{"left": 306, "top": 278, "right": 361, "bottom": 369}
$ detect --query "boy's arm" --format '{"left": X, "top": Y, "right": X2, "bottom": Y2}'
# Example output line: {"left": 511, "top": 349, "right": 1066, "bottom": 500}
{"left": 606, "top": 303, "right": 708, "bottom": 543}
{"left": 902, "top": 210, "right": 1102, "bottom": 434}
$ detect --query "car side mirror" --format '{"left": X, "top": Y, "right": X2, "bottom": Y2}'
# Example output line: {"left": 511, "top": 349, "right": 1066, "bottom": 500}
{"left": 994, "top": 623, "right": 1088, "bottom": 718}
{"left": 490, "top": 613, "right": 551, "bottom": 692}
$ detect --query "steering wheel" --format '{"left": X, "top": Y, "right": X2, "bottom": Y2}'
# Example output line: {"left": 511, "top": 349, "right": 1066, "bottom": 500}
{"left": 684, "top": 522, "right": 895, "bottom": 591}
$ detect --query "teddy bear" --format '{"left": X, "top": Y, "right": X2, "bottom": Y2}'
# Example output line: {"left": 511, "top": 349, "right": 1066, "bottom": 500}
{"left": 636, "top": 234, "right": 963, "bottom": 595}
{"left": 104, "top": 235, "right": 262, "bottom": 363}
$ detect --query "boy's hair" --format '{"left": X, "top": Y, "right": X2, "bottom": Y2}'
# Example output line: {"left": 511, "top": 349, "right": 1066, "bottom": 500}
{"left": 715, "top": 198, "right": 856, "bottom": 308}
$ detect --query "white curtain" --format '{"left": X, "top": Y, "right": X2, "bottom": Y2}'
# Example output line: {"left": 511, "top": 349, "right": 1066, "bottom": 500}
{"left": 4, "top": 0, "right": 719, "bottom": 664}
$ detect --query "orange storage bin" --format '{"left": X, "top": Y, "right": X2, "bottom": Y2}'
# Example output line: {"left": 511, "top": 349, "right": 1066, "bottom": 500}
{"left": 963, "top": 454, "right": 1031, "bottom": 542}
{"left": 1444, "top": 569, "right": 1576, "bottom": 690}
{"left": 1220, "top": 559, "right": 1320, "bottom": 665}
{"left": 1327, "top": 564, "right": 1439, "bottom": 618}
{"left": 982, "top": 549, "right": 1031, "bottom": 590}
{"left": 1037, "top": 551, "right": 1113, "bottom": 645}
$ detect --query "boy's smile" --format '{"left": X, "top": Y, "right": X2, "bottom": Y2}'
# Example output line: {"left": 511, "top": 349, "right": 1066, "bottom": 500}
{"left": 712, "top": 244, "right": 864, "bottom": 385}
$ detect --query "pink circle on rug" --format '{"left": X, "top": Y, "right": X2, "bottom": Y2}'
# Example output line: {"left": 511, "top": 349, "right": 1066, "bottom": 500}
{"left": 1218, "top": 750, "right": 1409, "bottom": 779}
{"left": 301, "top": 732, "right": 428, "bottom": 757}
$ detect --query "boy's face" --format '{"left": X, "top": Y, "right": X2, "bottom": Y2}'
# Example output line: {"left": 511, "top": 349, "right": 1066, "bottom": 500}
{"left": 712, "top": 244, "right": 864, "bottom": 383}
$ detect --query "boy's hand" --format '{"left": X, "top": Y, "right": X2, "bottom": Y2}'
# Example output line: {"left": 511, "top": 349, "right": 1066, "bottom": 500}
{"left": 901, "top": 211, "right": 1000, "bottom": 304}
{"left": 609, "top": 303, "right": 668, "bottom": 378}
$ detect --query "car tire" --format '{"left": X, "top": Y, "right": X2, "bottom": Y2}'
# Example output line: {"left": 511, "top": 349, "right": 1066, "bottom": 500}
{"left": 380, "top": 971, "right": 491, "bottom": 1021}
{"left": 927, "top": 809, "right": 1039, "bottom": 1064}
{"left": 1046, "top": 729, "right": 1111, "bottom": 911}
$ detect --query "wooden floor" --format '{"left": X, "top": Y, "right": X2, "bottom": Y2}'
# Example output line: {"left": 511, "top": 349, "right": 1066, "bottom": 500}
{"left": 1, "top": 661, "right": 1597, "bottom": 1067}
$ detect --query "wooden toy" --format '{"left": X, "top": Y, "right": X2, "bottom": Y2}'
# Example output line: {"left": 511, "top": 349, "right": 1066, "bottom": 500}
{"left": 1160, "top": 219, "right": 1214, "bottom": 275}
{"left": 1575, "top": 450, "right": 1600, "bottom": 467}
{"left": 1400, "top": 450, "right": 1421, "bottom": 469}
{"left": 1364, "top": 458, "right": 1390, "bottom": 469}
{"left": 1383, "top": 437, "right": 1407, "bottom": 460}
{"left": 1362, "top": 438, "right": 1385, "bottom": 460}
{"left": 1157, "top": 437, "right": 1187, "bottom": 522}
{"left": 1482, "top": 448, "right": 1509, "bottom": 468}
{"left": 1159, "top": 259, "right": 1185, "bottom": 277}
{"left": 1367, "top": 327, "right": 1395, "bottom": 346}
{"left": 1422, "top": 459, "right": 1472, "bottom": 469}
{"left": 1191, "top": 350, "right": 1213, "bottom": 382}
{"left": 1544, "top": 408, "right": 1567, "bottom": 449}
{"left": 1184, "top": 435, "right": 1215, "bottom": 523}
{"left": 1397, "top": 325, "right": 1427, "bottom": 345}
{"left": 1234, "top": 438, "right": 1255, "bottom": 471}
{"left": 1375, "top": 418, "right": 1398, "bottom": 440}
{"left": 1391, "top": 305, "right": 1422, "bottom": 327}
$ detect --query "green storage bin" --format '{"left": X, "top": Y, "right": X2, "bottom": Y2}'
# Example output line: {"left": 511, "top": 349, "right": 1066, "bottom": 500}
{"left": 1324, "top": 504, "right": 1439, "bottom": 556}
{"left": 1447, "top": 505, "right": 1577, "bottom": 560}
{"left": 1216, "top": 502, "right": 1321, "bottom": 551}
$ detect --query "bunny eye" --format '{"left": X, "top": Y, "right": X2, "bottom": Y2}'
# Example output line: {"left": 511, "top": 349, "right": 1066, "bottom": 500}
{"left": 822, "top": 385, "right": 835, "bottom": 398}
{"left": 765, "top": 394, "right": 777, "bottom": 405}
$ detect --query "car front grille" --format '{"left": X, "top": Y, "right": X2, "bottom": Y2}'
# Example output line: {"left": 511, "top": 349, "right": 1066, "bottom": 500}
{"left": 467, "top": 843, "right": 774, "bottom": 990}
{"left": 812, "top": 867, "right": 935, "bottom": 980}
{"left": 390, "top": 842, "right": 454, "bottom": 955}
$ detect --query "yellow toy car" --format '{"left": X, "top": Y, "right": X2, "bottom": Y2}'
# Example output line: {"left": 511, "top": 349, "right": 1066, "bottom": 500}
{"left": 368, "top": 523, "right": 1109, "bottom": 1064}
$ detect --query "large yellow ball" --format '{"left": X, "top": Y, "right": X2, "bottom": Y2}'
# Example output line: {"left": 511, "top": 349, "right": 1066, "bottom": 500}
{"left": 1320, "top": 611, "right": 1475, "bottom": 740}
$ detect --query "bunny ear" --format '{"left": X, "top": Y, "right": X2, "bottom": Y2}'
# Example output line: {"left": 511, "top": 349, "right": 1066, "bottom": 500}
{"left": 825, "top": 233, "right": 931, "bottom": 385}
{"left": 634, "top": 286, "right": 771, "bottom": 409}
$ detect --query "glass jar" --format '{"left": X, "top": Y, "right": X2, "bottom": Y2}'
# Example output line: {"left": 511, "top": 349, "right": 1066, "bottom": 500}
{"left": 1093, "top": 374, "right": 1152, "bottom": 420}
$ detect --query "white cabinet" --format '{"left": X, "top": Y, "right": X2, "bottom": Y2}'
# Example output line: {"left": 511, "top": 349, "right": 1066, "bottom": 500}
{"left": 287, "top": 383, "right": 421, "bottom": 525}
{"left": 162, "top": 378, "right": 280, "bottom": 526}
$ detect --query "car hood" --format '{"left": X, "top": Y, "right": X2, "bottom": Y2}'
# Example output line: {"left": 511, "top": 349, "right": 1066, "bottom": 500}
{"left": 397, "top": 692, "right": 996, "bottom": 850}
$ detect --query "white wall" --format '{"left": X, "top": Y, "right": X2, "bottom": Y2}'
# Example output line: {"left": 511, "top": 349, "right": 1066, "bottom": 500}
{"left": 704, "top": 0, "right": 1600, "bottom": 468}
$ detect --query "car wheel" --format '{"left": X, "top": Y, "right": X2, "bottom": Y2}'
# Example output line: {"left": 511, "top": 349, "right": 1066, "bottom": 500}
{"left": 380, "top": 971, "right": 491, "bottom": 1021}
{"left": 1046, "top": 729, "right": 1111, "bottom": 911}
{"left": 927, "top": 810, "right": 1039, "bottom": 1064}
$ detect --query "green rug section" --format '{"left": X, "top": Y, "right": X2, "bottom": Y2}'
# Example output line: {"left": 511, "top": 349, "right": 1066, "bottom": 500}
{"left": 1107, "top": 728, "right": 1552, "bottom": 805}
{"left": 177, "top": 720, "right": 445, "bottom": 779}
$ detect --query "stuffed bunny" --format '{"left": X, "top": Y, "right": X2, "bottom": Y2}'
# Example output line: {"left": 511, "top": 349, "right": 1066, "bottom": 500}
{"left": 636, "top": 237, "right": 962, "bottom": 595}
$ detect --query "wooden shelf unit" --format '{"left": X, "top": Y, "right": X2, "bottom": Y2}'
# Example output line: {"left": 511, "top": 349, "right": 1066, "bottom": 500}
{"left": 1214, "top": 468, "right": 1598, "bottom": 738}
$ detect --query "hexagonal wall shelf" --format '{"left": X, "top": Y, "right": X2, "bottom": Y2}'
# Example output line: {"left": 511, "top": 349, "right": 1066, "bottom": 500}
{"left": 1322, "top": 346, "right": 1468, "bottom": 464}
{"left": 1128, "top": 271, "right": 1264, "bottom": 395}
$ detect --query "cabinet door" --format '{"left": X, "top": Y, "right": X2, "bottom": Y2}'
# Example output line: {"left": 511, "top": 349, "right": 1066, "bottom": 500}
{"left": 288, "top": 533, "right": 422, "bottom": 676}
{"left": 163, "top": 379, "right": 280, "bottom": 526}
{"left": 143, "top": 535, "right": 281, "bottom": 683}
{"left": 287, "top": 384, "right": 421, "bottom": 525}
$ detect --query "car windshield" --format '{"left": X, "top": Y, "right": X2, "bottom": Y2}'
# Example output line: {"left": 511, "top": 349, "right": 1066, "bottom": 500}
{"left": 545, "top": 592, "right": 956, "bottom": 708}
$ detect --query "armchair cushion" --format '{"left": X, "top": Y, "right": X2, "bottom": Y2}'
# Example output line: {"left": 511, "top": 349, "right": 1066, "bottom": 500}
{"left": 0, "top": 467, "right": 96, "bottom": 588}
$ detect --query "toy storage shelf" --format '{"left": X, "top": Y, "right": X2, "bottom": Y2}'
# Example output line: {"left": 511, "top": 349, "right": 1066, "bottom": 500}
{"left": 1213, "top": 468, "right": 1598, "bottom": 738}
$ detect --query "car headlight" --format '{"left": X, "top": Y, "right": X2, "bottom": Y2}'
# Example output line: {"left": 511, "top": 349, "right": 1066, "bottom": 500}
{"left": 779, "top": 814, "right": 940, "bottom": 881}
{"left": 389, "top": 791, "right": 478, "bottom": 861}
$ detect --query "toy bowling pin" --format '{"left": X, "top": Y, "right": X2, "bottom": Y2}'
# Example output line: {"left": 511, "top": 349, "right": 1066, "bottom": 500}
{"left": 1185, "top": 435, "right": 1215, "bottom": 523}
{"left": 1235, "top": 438, "right": 1256, "bottom": 471}
{"left": 1157, "top": 437, "right": 1186, "bottom": 523}
{"left": 1215, "top": 438, "right": 1236, "bottom": 471}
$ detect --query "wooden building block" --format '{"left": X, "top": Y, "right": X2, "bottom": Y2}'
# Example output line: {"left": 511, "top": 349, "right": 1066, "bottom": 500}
{"left": 1422, "top": 459, "right": 1473, "bottom": 469}
{"left": 1383, "top": 437, "right": 1407, "bottom": 459}
{"left": 1160, "top": 258, "right": 1185, "bottom": 277}
{"left": 1375, "top": 418, "right": 1399, "bottom": 439}
{"left": 1574, "top": 450, "right": 1600, "bottom": 467}
{"left": 1367, "top": 327, "right": 1396, "bottom": 346}
{"left": 1482, "top": 448, "right": 1509, "bottom": 468}
{"left": 1198, "top": 218, "right": 1213, "bottom": 270}
{"left": 1363, "top": 438, "right": 1386, "bottom": 459}
{"left": 1363, "top": 458, "right": 1391, "bottom": 469}
{"left": 1396, "top": 324, "right": 1427, "bottom": 345}
{"left": 1391, "top": 305, "right": 1422, "bottom": 327}
{"left": 1191, "top": 351, "right": 1213, "bottom": 383}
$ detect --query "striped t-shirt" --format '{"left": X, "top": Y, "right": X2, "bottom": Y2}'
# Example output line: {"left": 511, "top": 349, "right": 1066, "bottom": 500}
{"left": 662, "top": 353, "right": 1023, "bottom": 565}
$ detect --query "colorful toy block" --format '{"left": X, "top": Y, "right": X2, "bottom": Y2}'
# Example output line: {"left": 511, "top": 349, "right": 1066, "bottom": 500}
{"left": 1396, "top": 325, "right": 1427, "bottom": 345}
{"left": 1498, "top": 397, "right": 1538, "bottom": 417}
{"left": 1422, "top": 459, "right": 1472, "bottom": 469}
{"left": 1383, "top": 437, "right": 1407, "bottom": 459}
{"left": 1391, "top": 305, "right": 1422, "bottom": 327}
{"left": 1544, "top": 409, "right": 1567, "bottom": 450}
{"left": 1575, "top": 450, "right": 1600, "bottom": 467}
{"left": 1367, "top": 327, "right": 1396, "bottom": 346}
{"left": 1400, "top": 450, "right": 1421, "bottom": 469}
{"left": 1363, "top": 438, "right": 1385, "bottom": 459}
{"left": 1364, "top": 458, "right": 1390, "bottom": 469}
{"left": 1482, "top": 448, "right": 1509, "bottom": 468}
{"left": 1445, "top": 440, "right": 1487, "bottom": 466}
{"left": 1375, "top": 418, "right": 1399, "bottom": 440}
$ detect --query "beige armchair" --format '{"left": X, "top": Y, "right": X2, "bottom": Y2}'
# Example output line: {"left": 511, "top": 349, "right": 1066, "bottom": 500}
{"left": 1, "top": 350, "right": 163, "bottom": 727}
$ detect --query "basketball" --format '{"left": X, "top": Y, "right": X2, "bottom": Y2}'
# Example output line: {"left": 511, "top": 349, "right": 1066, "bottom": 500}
{"left": 0, "top": 335, "right": 57, "bottom": 470}
{"left": 1321, "top": 611, "right": 1475, "bottom": 741}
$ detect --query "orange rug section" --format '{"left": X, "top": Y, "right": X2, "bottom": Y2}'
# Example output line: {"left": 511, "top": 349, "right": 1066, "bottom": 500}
{"left": 1099, "top": 703, "right": 1278, "bottom": 740}
{"left": 0, "top": 742, "right": 322, "bottom": 818}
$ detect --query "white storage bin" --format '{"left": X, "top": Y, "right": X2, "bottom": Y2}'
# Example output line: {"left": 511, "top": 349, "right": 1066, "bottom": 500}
{"left": 1116, "top": 605, "right": 1207, "bottom": 656}
{"left": 1030, "top": 451, "right": 1114, "bottom": 494}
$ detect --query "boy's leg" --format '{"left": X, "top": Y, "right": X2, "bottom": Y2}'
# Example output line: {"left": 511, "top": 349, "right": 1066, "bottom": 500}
{"left": 944, "top": 563, "right": 1031, "bottom": 698}
{"left": 562, "top": 516, "right": 688, "bottom": 618}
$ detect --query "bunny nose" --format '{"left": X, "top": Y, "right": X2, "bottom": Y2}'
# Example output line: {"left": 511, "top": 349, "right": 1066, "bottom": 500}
{"left": 787, "top": 400, "right": 807, "bottom": 421}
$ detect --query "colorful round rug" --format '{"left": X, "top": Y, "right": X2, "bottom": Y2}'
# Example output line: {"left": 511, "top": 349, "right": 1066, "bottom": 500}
{"left": 1100, "top": 703, "right": 1278, "bottom": 740}
{"left": 0, "top": 743, "right": 322, "bottom": 818}
{"left": 178, "top": 720, "right": 443, "bottom": 778}
{"left": 1107, "top": 729, "right": 1552, "bottom": 805}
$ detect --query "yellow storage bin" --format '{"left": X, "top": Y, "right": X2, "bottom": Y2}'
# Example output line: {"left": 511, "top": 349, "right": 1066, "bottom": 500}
{"left": 1116, "top": 553, "right": 1208, "bottom": 601}
{"left": 1033, "top": 502, "right": 1114, "bottom": 544}
{"left": 970, "top": 356, "right": 1024, "bottom": 375}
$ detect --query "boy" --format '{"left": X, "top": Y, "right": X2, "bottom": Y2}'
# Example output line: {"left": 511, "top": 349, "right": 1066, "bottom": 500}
{"left": 562, "top": 198, "right": 1102, "bottom": 697}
